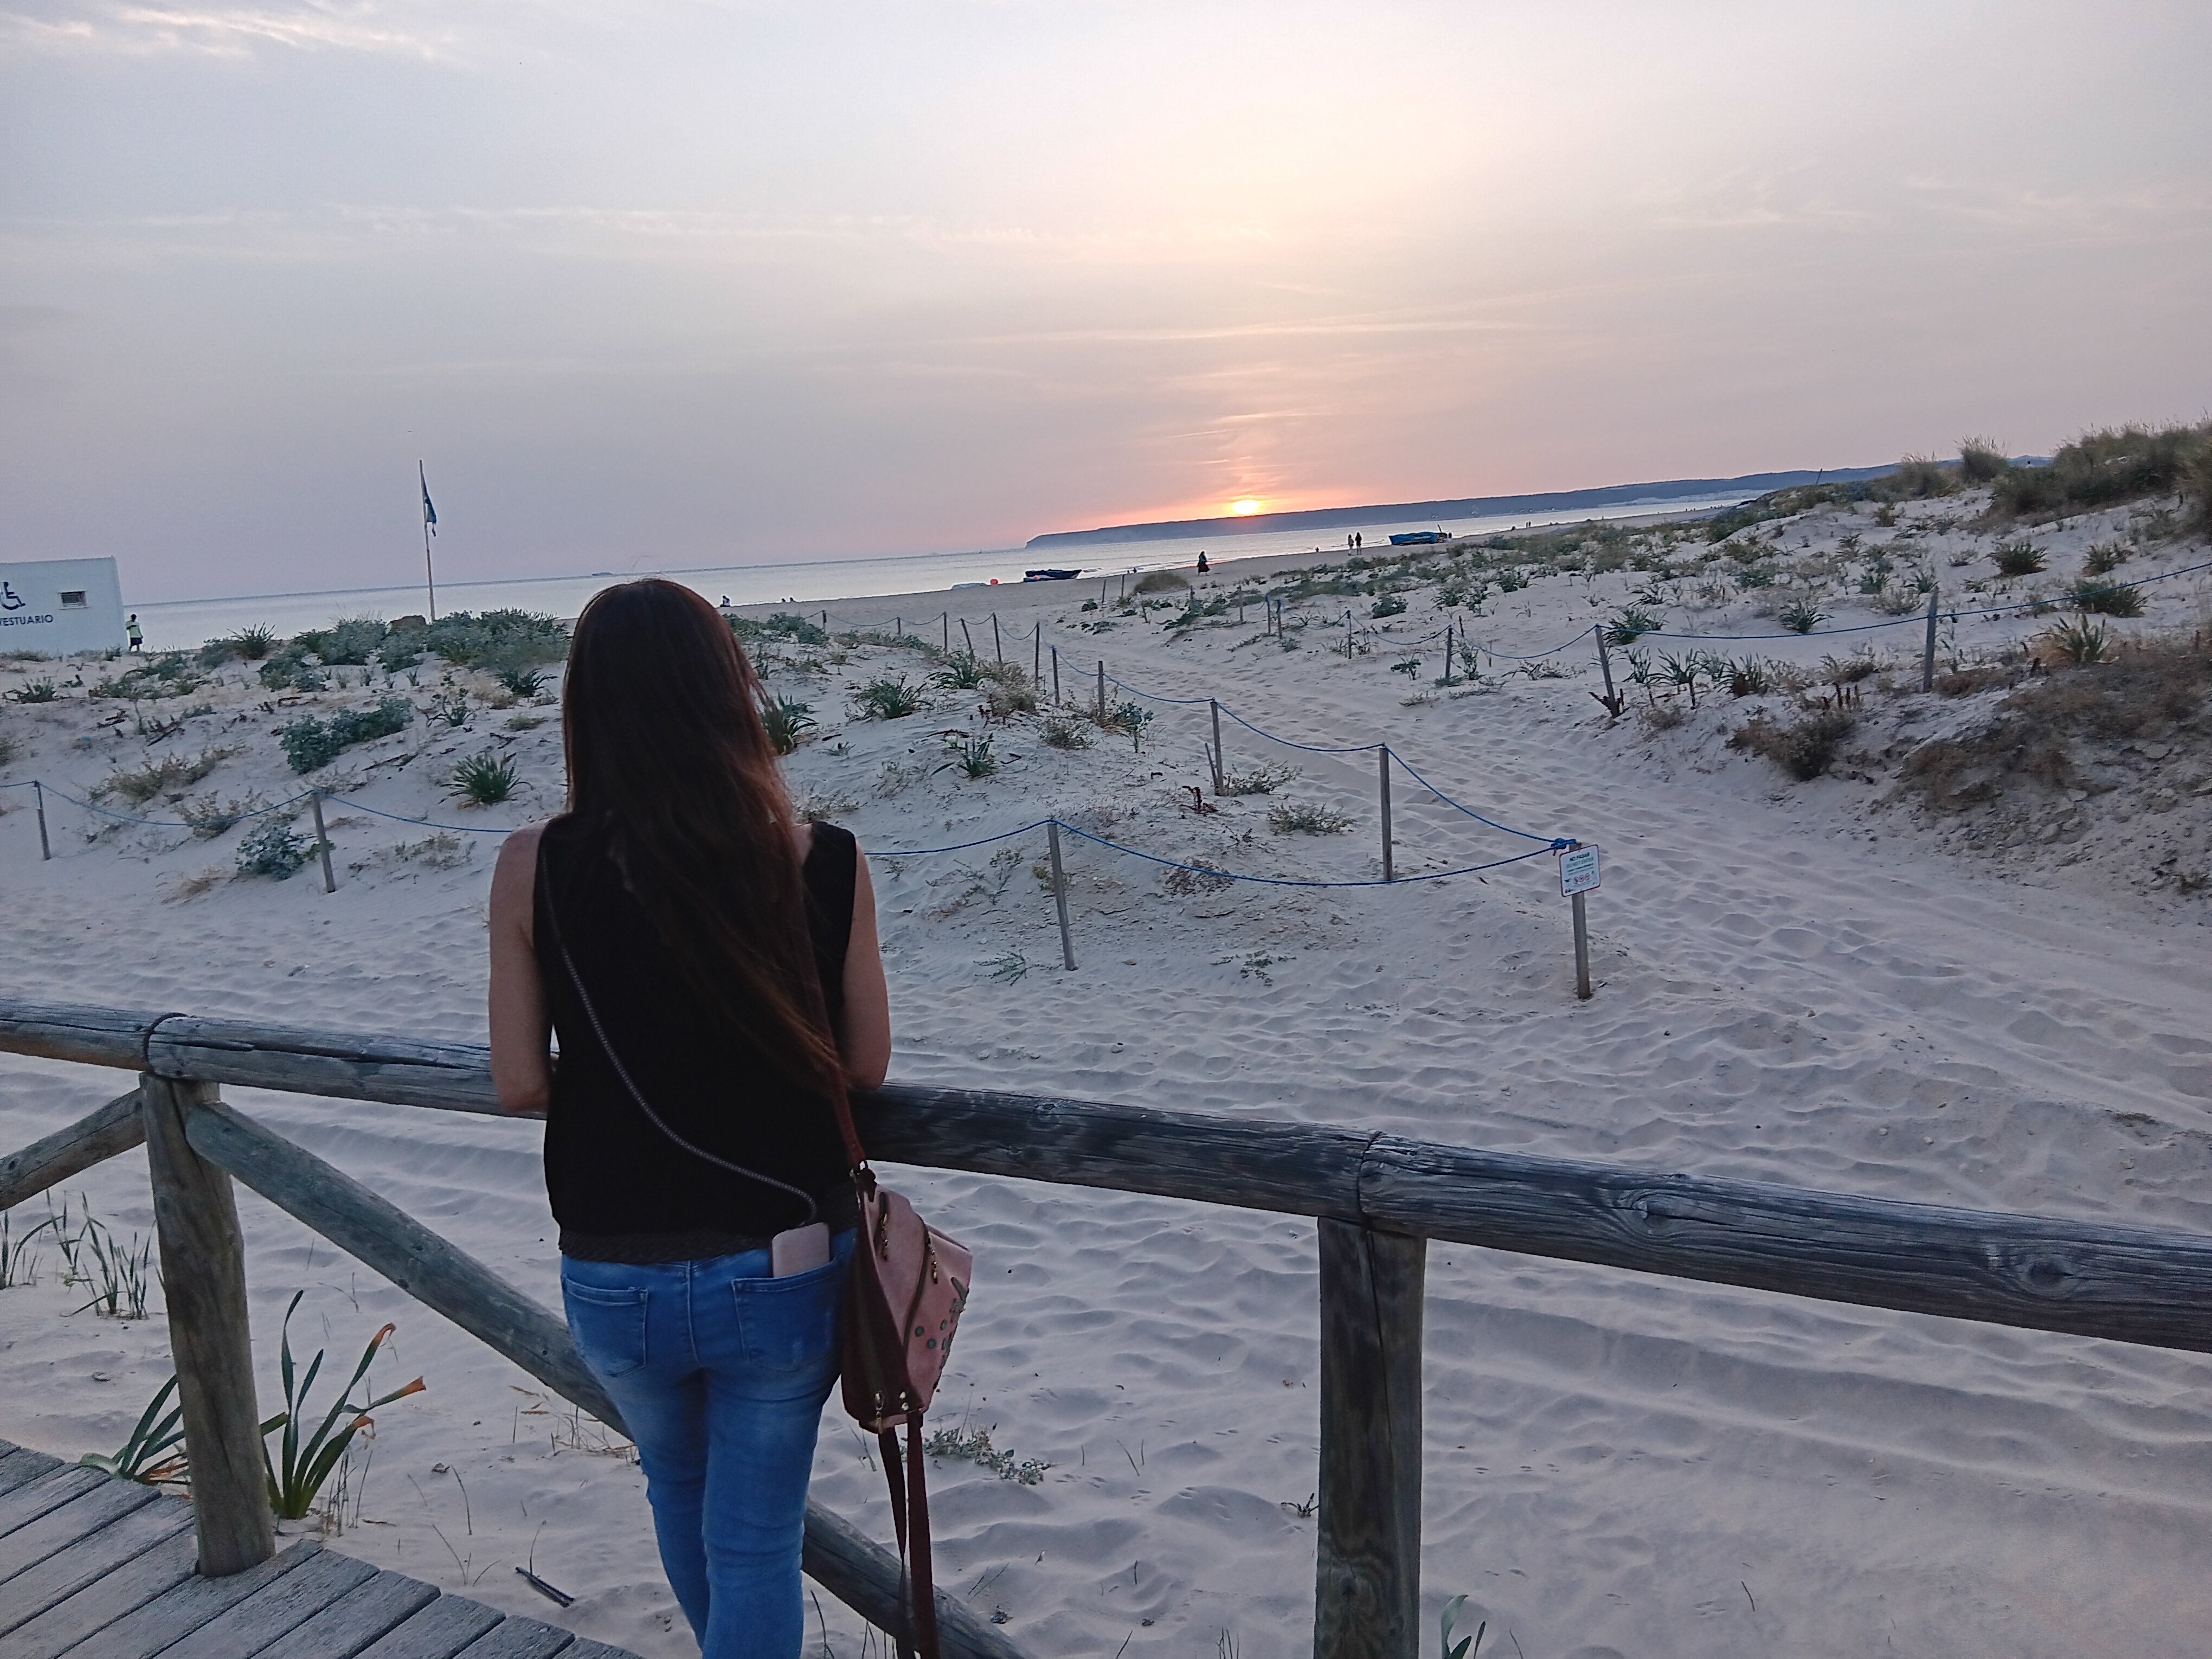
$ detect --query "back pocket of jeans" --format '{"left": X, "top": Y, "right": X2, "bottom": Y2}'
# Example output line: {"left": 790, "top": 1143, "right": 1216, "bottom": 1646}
{"left": 563, "top": 1281, "right": 649, "bottom": 1378}
{"left": 732, "top": 1262, "right": 843, "bottom": 1373}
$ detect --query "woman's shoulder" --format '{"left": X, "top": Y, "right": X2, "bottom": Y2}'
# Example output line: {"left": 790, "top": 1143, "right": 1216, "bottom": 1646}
{"left": 805, "top": 819, "right": 857, "bottom": 857}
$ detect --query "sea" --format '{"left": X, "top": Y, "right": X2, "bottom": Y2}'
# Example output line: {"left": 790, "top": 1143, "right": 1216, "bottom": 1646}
{"left": 130, "top": 493, "right": 1754, "bottom": 652}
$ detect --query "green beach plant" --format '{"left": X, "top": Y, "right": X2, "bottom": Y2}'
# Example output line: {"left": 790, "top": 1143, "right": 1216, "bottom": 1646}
{"left": 1040, "top": 715, "right": 1092, "bottom": 750}
{"left": 758, "top": 694, "right": 815, "bottom": 755}
{"left": 81, "top": 1375, "right": 190, "bottom": 1486}
{"left": 1268, "top": 801, "right": 1353, "bottom": 834}
{"left": 449, "top": 751, "right": 519, "bottom": 806}
{"left": 0, "top": 1210, "right": 57, "bottom": 1289}
{"left": 1439, "top": 1595, "right": 1485, "bottom": 1659}
{"left": 851, "top": 676, "right": 926, "bottom": 721}
{"left": 2070, "top": 577, "right": 2145, "bottom": 617}
{"left": 236, "top": 819, "right": 314, "bottom": 879}
{"left": 1992, "top": 539, "right": 2047, "bottom": 577}
{"left": 1778, "top": 597, "right": 1825, "bottom": 634}
{"left": 1218, "top": 763, "right": 1300, "bottom": 795}
{"left": 939, "top": 731, "right": 998, "bottom": 779}
{"left": 261, "top": 1291, "right": 426, "bottom": 1521}
{"left": 1603, "top": 608, "right": 1657, "bottom": 646}
{"left": 279, "top": 697, "right": 412, "bottom": 773}
{"left": 7, "top": 678, "right": 60, "bottom": 703}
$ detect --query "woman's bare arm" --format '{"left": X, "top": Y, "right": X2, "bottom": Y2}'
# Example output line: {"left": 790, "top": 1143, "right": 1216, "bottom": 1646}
{"left": 841, "top": 848, "right": 892, "bottom": 1090}
{"left": 488, "top": 822, "right": 554, "bottom": 1114}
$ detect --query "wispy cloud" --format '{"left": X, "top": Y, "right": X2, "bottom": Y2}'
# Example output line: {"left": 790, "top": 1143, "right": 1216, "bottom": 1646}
{"left": 0, "top": 1, "right": 448, "bottom": 59}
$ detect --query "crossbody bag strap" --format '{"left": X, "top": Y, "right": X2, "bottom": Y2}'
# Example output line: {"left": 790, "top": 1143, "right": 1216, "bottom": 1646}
{"left": 536, "top": 829, "right": 820, "bottom": 1227}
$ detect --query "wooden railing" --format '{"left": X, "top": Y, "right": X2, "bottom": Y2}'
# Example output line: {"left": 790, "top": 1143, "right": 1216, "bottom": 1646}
{"left": 5, "top": 996, "right": 2212, "bottom": 1658}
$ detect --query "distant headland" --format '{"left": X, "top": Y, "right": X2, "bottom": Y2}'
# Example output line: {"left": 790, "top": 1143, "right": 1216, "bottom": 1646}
{"left": 1024, "top": 464, "right": 1905, "bottom": 549}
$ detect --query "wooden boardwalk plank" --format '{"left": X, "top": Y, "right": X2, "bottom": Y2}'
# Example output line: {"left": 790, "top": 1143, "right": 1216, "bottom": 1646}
{"left": 147, "top": 1546, "right": 378, "bottom": 1659}
{"left": 0, "top": 1528, "right": 196, "bottom": 1659}
{"left": 0, "top": 1474, "right": 104, "bottom": 1542}
{"left": 63, "top": 1539, "right": 325, "bottom": 1659}
{"left": 562, "top": 1641, "right": 633, "bottom": 1658}
{"left": 0, "top": 1452, "right": 64, "bottom": 1500}
{"left": 0, "top": 1482, "right": 160, "bottom": 1585}
{"left": 449, "top": 1613, "right": 578, "bottom": 1658}
{"left": 274, "top": 1569, "right": 441, "bottom": 1659}
{"left": 0, "top": 1497, "right": 189, "bottom": 1638}
{"left": 350, "top": 1593, "right": 502, "bottom": 1659}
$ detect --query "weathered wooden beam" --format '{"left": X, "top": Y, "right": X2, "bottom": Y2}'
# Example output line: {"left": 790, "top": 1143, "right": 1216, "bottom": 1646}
{"left": 9, "top": 1000, "right": 2212, "bottom": 1356}
{"left": 0, "top": 1089, "right": 145, "bottom": 1211}
{"left": 1355, "top": 1135, "right": 2212, "bottom": 1354}
{"left": 0, "top": 1001, "right": 169, "bottom": 1071}
{"left": 1314, "top": 1222, "right": 1425, "bottom": 1659}
{"left": 149, "top": 1017, "right": 509, "bottom": 1117}
{"left": 177, "top": 1099, "right": 1028, "bottom": 1659}
{"left": 802, "top": 1501, "right": 1032, "bottom": 1659}
{"left": 179, "top": 1098, "right": 619, "bottom": 1427}
{"left": 857, "top": 1084, "right": 1369, "bottom": 1221}
{"left": 139, "top": 1075, "right": 275, "bottom": 1577}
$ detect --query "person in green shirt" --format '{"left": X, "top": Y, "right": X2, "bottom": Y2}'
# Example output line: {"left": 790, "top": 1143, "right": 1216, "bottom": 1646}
{"left": 125, "top": 615, "right": 143, "bottom": 653}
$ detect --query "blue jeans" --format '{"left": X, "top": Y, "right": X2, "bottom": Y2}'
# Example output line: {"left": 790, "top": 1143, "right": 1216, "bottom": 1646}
{"left": 561, "top": 1232, "right": 854, "bottom": 1658}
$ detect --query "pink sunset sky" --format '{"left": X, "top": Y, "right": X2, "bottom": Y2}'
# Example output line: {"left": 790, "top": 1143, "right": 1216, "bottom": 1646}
{"left": 2, "top": 1, "right": 2207, "bottom": 600}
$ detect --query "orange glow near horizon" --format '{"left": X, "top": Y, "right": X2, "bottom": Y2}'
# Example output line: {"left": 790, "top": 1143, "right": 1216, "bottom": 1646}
{"left": 1229, "top": 498, "right": 1264, "bottom": 516}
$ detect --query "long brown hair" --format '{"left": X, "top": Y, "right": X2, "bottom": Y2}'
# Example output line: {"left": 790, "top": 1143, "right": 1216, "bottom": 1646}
{"left": 560, "top": 579, "right": 843, "bottom": 1097}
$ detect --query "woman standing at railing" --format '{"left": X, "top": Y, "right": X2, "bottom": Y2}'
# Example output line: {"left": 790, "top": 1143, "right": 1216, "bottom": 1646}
{"left": 486, "top": 578, "right": 891, "bottom": 1658}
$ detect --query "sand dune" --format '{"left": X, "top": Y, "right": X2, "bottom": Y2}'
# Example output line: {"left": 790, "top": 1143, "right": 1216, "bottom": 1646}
{"left": 3, "top": 487, "right": 2209, "bottom": 1655}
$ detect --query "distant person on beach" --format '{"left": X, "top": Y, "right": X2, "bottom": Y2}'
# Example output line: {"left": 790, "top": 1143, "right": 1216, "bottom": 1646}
{"left": 125, "top": 614, "right": 142, "bottom": 652}
{"left": 1195, "top": 551, "right": 1209, "bottom": 573}
{"left": 487, "top": 578, "right": 890, "bottom": 1658}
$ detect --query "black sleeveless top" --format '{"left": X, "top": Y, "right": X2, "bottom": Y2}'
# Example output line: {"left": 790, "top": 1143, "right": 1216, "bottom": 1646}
{"left": 535, "top": 813, "right": 859, "bottom": 1262}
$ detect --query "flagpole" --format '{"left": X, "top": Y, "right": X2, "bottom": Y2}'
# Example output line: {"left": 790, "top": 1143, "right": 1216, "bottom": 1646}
{"left": 419, "top": 460, "right": 438, "bottom": 622}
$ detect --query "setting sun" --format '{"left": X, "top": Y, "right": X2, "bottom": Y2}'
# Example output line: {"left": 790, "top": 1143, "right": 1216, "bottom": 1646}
{"left": 1229, "top": 498, "right": 1264, "bottom": 516}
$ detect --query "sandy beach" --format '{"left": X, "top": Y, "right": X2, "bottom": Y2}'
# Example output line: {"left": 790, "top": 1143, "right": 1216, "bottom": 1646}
{"left": 3, "top": 481, "right": 2210, "bottom": 1657}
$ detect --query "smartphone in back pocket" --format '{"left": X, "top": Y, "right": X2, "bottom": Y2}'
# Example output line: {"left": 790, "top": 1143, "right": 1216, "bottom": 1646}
{"left": 771, "top": 1222, "right": 830, "bottom": 1277}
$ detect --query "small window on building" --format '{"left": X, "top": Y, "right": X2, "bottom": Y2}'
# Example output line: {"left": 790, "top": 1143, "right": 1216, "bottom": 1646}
{"left": 59, "top": 590, "right": 88, "bottom": 609}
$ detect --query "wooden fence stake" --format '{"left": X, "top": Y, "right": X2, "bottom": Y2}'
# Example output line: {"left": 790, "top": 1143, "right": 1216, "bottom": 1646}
{"left": 1594, "top": 623, "right": 1621, "bottom": 716}
{"left": 1346, "top": 611, "right": 1354, "bottom": 658}
{"left": 960, "top": 618, "right": 976, "bottom": 658}
{"left": 1315, "top": 1220, "right": 1425, "bottom": 1659}
{"left": 1572, "top": 889, "right": 1593, "bottom": 1000}
{"left": 1210, "top": 700, "right": 1224, "bottom": 792}
{"left": 1052, "top": 646, "right": 1061, "bottom": 705}
{"left": 821, "top": 610, "right": 828, "bottom": 633}
{"left": 896, "top": 616, "right": 901, "bottom": 638}
{"left": 1047, "top": 821, "right": 1077, "bottom": 970}
{"left": 992, "top": 613, "right": 1002, "bottom": 666}
{"left": 1378, "top": 747, "right": 1393, "bottom": 882}
{"left": 34, "top": 780, "right": 51, "bottom": 861}
{"left": 942, "top": 612, "right": 949, "bottom": 653}
{"left": 1922, "top": 587, "right": 1940, "bottom": 692}
{"left": 310, "top": 792, "right": 336, "bottom": 894}
{"left": 1033, "top": 622, "right": 1041, "bottom": 685}
{"left": 1096, "top": 659, "right": 1106, "bottom": 723}
{"left": 140, "top": 1073, "right": 274, "bottom": 1577}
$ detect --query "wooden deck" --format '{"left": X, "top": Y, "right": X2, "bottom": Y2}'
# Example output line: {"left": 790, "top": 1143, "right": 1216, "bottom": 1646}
{"left": 0, "top": 1439, "right": 642, "bottom": 1659}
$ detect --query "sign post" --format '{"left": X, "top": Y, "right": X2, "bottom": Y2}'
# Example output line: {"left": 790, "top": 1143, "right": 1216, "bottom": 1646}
{"left": 1558, "top": 843, "right": 1601, "bottom": 1000}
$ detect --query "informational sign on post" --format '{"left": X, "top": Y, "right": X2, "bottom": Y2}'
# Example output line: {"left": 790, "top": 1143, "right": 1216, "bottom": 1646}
{"left": 1558, "top": 843, "right": 1601, "bottom": 897}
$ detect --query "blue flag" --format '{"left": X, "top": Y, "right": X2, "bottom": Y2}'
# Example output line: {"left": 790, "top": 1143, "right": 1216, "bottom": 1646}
{"left": 420, "top": 462, "right": 437, "bottom": 535}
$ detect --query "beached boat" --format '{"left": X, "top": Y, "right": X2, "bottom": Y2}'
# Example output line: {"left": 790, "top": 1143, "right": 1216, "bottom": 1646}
{"left": 1024, "top": 567, "right": 1083, "bottom": 581}
{"left": 1388, "top": 530, "right": 1449, "bottom": 545}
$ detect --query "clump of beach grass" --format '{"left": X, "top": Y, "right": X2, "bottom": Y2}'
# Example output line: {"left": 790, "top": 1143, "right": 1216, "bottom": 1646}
{"left": 851, "top": 676, "right": 926, "bottom": 721}
{"left": 1268, "top": 801, "right": 1354, "bottom": 834}
{"left": 449, "top": 751, "right": 519, "bottom": 806}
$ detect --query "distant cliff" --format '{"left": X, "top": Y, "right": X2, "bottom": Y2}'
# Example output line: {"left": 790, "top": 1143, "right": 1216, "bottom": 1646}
{"left": 1024, "top": 465, "right": 1903, "bottom": 549}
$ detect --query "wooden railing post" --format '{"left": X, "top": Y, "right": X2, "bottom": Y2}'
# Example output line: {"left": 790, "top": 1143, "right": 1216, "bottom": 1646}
{"left": 139, "top": 1072, "right": 274, "bottom": 1576}
{"left": 1315, "top": 1219, "right": 1425, "bottom": 1659}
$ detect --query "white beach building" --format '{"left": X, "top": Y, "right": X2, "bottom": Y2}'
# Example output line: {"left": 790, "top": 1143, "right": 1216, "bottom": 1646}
{"left": 0, "top": 557, "right": 126, "bottom": 655}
